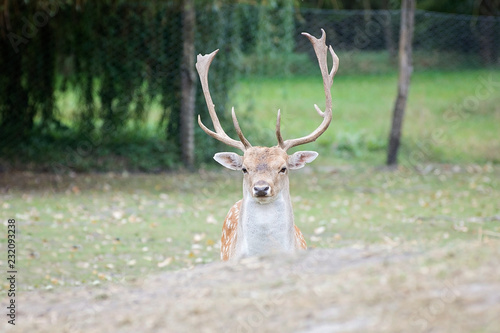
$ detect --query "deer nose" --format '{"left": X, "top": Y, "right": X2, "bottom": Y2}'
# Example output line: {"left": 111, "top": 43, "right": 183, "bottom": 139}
{"left": 253, "top": 181, "right": 270, "bottom": 197}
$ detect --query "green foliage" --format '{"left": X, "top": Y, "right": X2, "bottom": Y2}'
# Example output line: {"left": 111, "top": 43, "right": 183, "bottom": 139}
{"left": 0, "top": 1, "right": 252, "bottom": 171}
{"left": 250, "top": 0, "right": 296, "bottom": 76}
{"left": 334, "top": 131, "right": 387, "bottom": 159}
{"left": 0, "top": 1, "right": 58, "bottom": 141}
{"left": 0, "top": 127, "right": 180, "bottom": 172}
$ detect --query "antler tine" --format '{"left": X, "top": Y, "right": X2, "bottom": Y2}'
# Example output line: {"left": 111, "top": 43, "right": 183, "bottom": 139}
{"left": 196, "top": 50, "right": 251, "bottom": 151}
{"left": 231, "top": 107, "right": 252, "bottom": 149}
{"left": 278, "top": 29, "right": 339, "bottom": 151}
{"left": 275, "top": 109, "right": 285, "bottom": 148}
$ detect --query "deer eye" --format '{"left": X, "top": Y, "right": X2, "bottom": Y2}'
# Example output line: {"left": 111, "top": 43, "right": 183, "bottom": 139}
{"left": 279, "top": 167, "right": 287, "bottom": 174}
{"left": 242, "top": 167, "right": 248, "bottom": 174}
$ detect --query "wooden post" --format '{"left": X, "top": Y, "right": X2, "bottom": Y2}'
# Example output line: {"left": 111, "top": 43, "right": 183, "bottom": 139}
{"left": 180, "top": 0, "right": 196, "bottom": 170}
{"left": 386, "top": 0, "right": 415, "bottom": 166}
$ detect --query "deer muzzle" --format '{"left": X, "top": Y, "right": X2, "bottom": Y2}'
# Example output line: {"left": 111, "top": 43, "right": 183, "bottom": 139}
{"left": 253, "top": 180, "right": 271, "bottom": 198}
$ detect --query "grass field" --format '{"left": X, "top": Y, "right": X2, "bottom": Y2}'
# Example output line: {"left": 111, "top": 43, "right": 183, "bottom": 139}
{"left": 0, "top": 68, "right": 499, "bottom": 293}
{"left": 1, "top": 163, "right": 499, "bottom": 291}
{"left": 232, "top": 69, "right": 500, "bottom": 164}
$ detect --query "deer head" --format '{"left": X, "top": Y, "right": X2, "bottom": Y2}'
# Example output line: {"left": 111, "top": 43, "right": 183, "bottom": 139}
{"left": 197, "top": 29, "right": 339, "bottom": 204}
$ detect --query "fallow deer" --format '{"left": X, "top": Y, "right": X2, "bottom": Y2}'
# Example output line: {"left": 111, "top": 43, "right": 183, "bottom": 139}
{"left": 196, "top": 29, "right": 339, "bottom": 261}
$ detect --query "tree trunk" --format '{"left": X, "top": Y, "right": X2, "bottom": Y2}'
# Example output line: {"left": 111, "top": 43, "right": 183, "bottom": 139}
{"left": 386, "top": 0, "right": 415, "bottom": 166}
{"left": 180, "top": 0, "right": 196, "bottom": 169}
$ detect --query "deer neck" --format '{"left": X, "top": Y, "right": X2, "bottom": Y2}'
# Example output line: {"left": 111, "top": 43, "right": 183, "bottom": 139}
{"left": 237, "top": 181, "right": 295, "bottom": 258}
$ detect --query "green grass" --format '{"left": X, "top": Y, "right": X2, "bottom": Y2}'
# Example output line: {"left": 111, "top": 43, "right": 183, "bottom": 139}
{"left": 232, "top": 69, "right": 500, "bottom": 164}
{"left": 1, "top": 164, "right": 499, "bottom": 291}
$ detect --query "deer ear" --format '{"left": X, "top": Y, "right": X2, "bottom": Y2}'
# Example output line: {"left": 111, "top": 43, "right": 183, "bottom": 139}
{"left": 288, "top": 151, "right": 318, "bottom": 170}
{"left": 214, "top": 152, "right": 243, "bottom": 170}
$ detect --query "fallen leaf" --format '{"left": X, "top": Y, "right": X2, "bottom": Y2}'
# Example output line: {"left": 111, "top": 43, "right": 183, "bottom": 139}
{"left": 193, "top": 233, "right": 206, "bottom": 242}
{"left": 112, "top": 210, "right": 124, "bottom": 219}
{"left": 206, "top": 215, "right": 217, "bottom": 224}
{"left": 310, "top": 236, "right": 321, "bottom": 242}
{"left": 157, "top": 257, "right": 173, "bottom": 268}
{"left": 314, "top": 226, "right": 325, "bottom": 235}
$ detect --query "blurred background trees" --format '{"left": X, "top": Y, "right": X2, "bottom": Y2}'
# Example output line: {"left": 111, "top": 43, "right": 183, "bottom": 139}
{"left": 0, "top": 0, "right": 498, "bottom": 172}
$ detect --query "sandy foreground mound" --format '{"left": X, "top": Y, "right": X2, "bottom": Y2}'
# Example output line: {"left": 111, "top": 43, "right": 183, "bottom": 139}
{"left": 7, "top": 243, "right": 500, "bottom": 333}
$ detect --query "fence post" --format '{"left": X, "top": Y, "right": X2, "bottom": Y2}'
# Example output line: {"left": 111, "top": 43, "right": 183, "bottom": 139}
{"left": 180, "top": 0, "right": 197, "bottom": 170}
{"left": 387, "top": 0, "right": 415, "bottom": 166}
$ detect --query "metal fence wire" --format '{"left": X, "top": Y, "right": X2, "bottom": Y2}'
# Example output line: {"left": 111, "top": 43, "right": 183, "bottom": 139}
{"left": 287, "top": 9, "right": 499, "bottom": 76}
{"left": 0, "top": 4, "right": 498, "bottom": 171}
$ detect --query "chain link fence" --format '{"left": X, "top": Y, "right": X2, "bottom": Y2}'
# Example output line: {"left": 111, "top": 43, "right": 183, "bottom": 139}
{"left": 0, "top": 3, "right": 498, "bottom": 172}
{"left": 273, "top": 9, "right": 499, "bottom": 76}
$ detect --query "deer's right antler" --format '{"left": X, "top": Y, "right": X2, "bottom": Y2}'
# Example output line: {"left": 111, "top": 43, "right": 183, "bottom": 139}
{"left": 196, "top": 50, "right": 251, "bottom": 152}
{"left": 277, "top": 29, "right": 339, "bottom": 151}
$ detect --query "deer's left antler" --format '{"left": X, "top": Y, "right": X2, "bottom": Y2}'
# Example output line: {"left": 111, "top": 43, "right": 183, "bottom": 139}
{"left": 277, "top": 29, "right": 339, "bottom": 151}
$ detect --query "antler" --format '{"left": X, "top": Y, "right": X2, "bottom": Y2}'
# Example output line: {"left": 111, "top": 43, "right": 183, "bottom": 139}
{"left": 196, "top": 50, "right": 252, "bottom": 151}
{"left": 277, "top": 29, "right": 339, "bottom": 151}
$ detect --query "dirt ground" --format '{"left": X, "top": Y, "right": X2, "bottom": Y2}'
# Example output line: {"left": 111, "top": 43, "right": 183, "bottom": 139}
{"left": 7, "top": 242, "right": 500, "bottom": 333}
